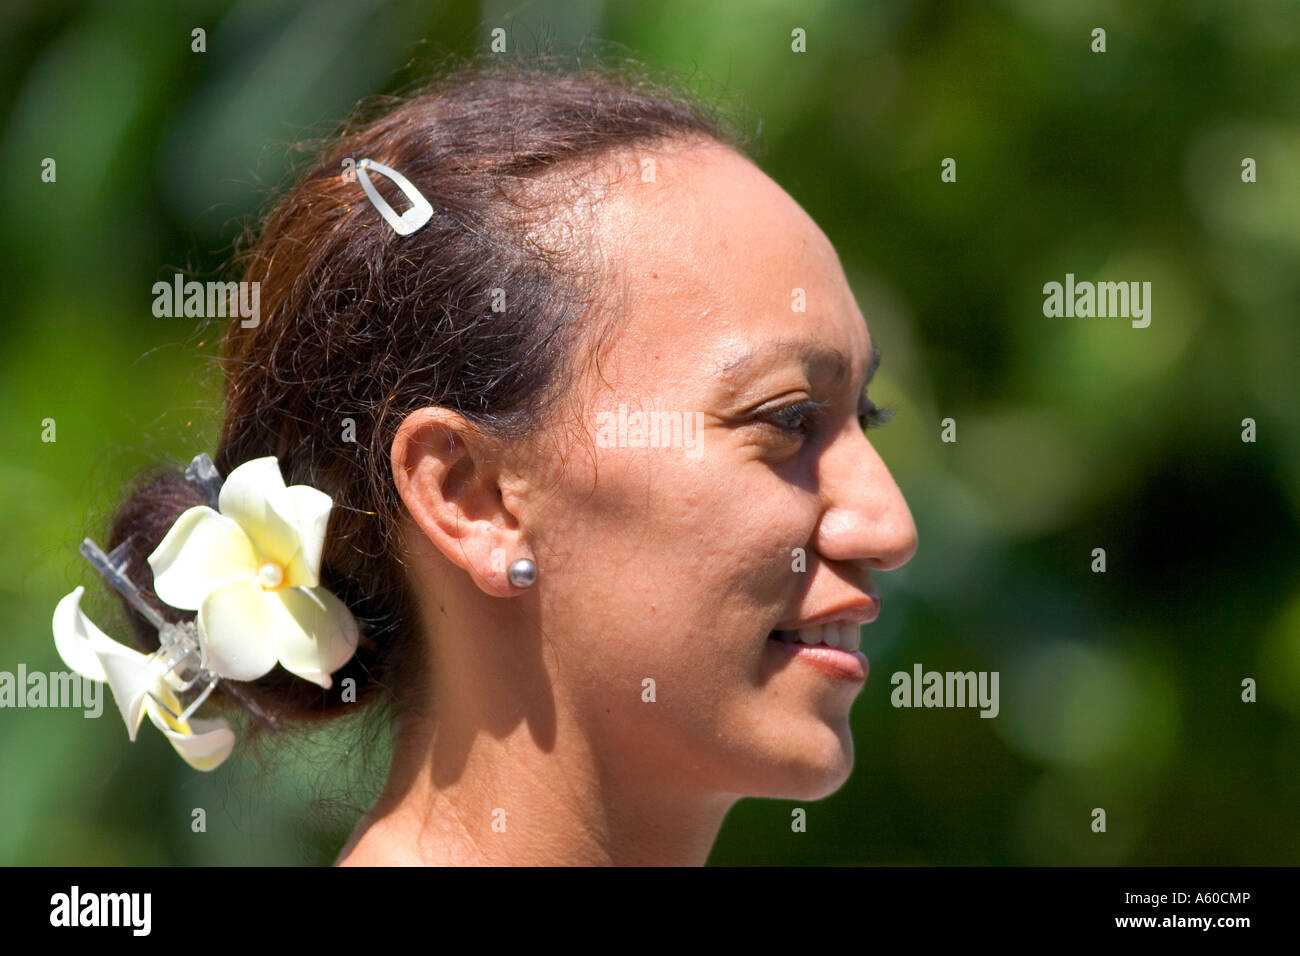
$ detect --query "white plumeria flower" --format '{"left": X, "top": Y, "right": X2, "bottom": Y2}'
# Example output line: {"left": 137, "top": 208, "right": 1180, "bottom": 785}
{"left": 146, "top": 456, "right": 358, "bottom": 689}
{"left": 52, "top": 587, "right": 235, "bottom": 771}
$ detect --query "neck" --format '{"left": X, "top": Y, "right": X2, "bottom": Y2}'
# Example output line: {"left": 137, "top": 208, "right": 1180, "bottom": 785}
{"left": 336, "top": 693, "right": 737, "bottom": 867}
{"left": 337, "top": 575, "right": 738, "bottom": 866}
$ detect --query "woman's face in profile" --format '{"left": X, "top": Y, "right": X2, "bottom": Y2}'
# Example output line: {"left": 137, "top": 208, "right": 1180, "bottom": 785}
{"left": 512, "top": 140, "right": 918, "bottom": 803}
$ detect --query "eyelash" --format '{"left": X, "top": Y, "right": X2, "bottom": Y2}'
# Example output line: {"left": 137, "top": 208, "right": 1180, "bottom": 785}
{"left": 760, "top": 398, "right": 893, "bottom": 438}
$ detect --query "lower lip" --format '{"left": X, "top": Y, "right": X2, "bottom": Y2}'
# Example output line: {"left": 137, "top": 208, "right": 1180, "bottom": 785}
{"left": 768, "top": 636, "right": 869, "bottom": 681}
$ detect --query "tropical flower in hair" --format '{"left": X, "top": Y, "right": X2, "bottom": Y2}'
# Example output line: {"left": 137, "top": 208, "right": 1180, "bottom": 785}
{"left": 53, "top": 587, "right": 236, "bottom": 771}
{"left": 146, "top": 456, "right": 359, "bottom": 689}
{"left": 51, "top": 455, "right": 357, "bottom": 770}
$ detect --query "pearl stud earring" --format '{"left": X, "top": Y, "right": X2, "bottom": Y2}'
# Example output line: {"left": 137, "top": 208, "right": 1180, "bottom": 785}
{"left": 507, "top": 557, "right": 538, "bottom": 589}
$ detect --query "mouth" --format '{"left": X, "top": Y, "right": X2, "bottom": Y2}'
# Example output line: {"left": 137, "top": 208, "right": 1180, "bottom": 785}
{"left": 767, "top": 625, "right": 868, "bottom": 681}
{"left": 767, "top": 623, "right": 862, "bottom": 652}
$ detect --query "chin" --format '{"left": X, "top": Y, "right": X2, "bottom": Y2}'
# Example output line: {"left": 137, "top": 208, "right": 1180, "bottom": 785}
{"left": 750, "top": 724, "right": 857, "bottom": 801}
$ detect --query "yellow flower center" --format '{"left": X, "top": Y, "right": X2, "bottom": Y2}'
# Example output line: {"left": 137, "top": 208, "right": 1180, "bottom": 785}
{"left": 257, "top": 561, "right": 285, "bottom": 590}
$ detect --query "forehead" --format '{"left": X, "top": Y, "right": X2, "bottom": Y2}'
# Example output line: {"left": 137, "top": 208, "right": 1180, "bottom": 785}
{"left": 580, "top": 141, "right": 868, "bottom": 393}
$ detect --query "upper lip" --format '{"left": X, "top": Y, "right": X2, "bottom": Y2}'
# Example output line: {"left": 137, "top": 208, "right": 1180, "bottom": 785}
{"left": 775, "top": 596, "right": 880, "bottom": 631}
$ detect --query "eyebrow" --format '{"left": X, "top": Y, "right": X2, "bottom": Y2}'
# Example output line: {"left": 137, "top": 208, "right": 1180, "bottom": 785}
{"left": 716, "top": 338, "right": 881, "bottom": 388}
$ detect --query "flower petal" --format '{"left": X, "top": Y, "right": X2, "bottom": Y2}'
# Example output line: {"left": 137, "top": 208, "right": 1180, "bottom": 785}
{"left": 51, "top": 587, "right": 161, "bottom": 739}
{"left": 145, "top": 698, "right": 235, "bottom": 771}
{"left": 52, "top": 587, "right": 115, "bottom": 682}
{"left": 148, "top": 506, "right": 260, "bottom": 611}
{"left": 197, "top": 579, "right": 279, "bottom": 681}
{"left": 278, "top": 484, "right": 332, "bottom": 589}
{"left": 216, "top": 457, "right": 303, "bottom": 570}
{"left": 268, "top": 586, "right": 360, "bottom": 689}
{"left": 92, "top": 640, "right": 162, "bottom": 741}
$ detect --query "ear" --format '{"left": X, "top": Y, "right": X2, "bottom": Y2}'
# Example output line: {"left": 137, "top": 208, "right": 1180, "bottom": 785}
{"left": 390, "top": 407, "right": 530, "bottom": 598}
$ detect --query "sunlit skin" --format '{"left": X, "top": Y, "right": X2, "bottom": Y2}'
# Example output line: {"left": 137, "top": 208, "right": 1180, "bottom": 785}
{"left": 336, "top": 141, "right": 917, "bottom": 866}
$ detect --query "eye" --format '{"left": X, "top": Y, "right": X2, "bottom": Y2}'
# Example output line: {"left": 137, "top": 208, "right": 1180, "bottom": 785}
{"left": 758, "top": 397, "right": 895, "bottom": 440}
{"left": 758, "top": 399, "right": 830, "bottom": 438}
{"left": 859, "top": 397, "right": 894, "bottom": 431}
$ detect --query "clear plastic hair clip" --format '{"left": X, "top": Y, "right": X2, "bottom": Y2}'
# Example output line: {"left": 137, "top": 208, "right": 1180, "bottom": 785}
{"left": 79, "top": 537, "right": 219, "bottom": 724}
{"left": 184, "top": 452, "right": 222, "bottom": 509}
{"left": 355, "top": 158, "right": 433, "bottom": 236}
{"left": 148, "top": 619, "right": 218, "bottom": 725}
{"left": 80, "top": 537, "right": 166, "bottom": 632}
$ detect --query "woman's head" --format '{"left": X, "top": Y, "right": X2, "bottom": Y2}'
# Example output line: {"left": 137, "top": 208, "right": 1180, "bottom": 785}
{"left": 109, "top": 60, "right": 915, "bottom": 809}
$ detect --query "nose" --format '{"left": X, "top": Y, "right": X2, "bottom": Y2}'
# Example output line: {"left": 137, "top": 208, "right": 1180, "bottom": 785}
{"left": 813, "top": 423, "right": 917, "bottom": 572}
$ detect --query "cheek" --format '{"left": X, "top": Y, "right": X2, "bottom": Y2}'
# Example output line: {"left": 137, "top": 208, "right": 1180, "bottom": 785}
{"left": 549, "top": 443, "right": 815, "bottom": 593}
{"left": 535, "top": 448, "right": 819, "bottom": 705}
{"left": 531, "top": 445, "right": 855, "bottom": 795}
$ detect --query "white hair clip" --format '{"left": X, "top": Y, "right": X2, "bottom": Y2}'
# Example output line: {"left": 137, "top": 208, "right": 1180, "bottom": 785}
{"left": 355, "top": 158, "right": 433, "bottom": 235}
{"left": 52, "top": 454, "right": 360, "bottom": 770}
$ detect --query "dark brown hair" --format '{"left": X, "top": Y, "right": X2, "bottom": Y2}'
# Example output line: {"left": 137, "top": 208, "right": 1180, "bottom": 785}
{"left": 104, "top": 57, "right": 744, "bottom": 738}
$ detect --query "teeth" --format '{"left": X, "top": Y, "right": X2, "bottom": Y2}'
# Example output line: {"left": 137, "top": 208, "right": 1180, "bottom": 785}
{"left": 773, "top": 623, "right": 862, "bottom": 652}
{"left": 841, "top": 624, "right": 861, "bottom": 652}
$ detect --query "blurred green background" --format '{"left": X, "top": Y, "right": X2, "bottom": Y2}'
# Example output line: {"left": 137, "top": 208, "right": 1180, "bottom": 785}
{"left": 2, "top": 0, "right": 1297, "bottom": 865}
